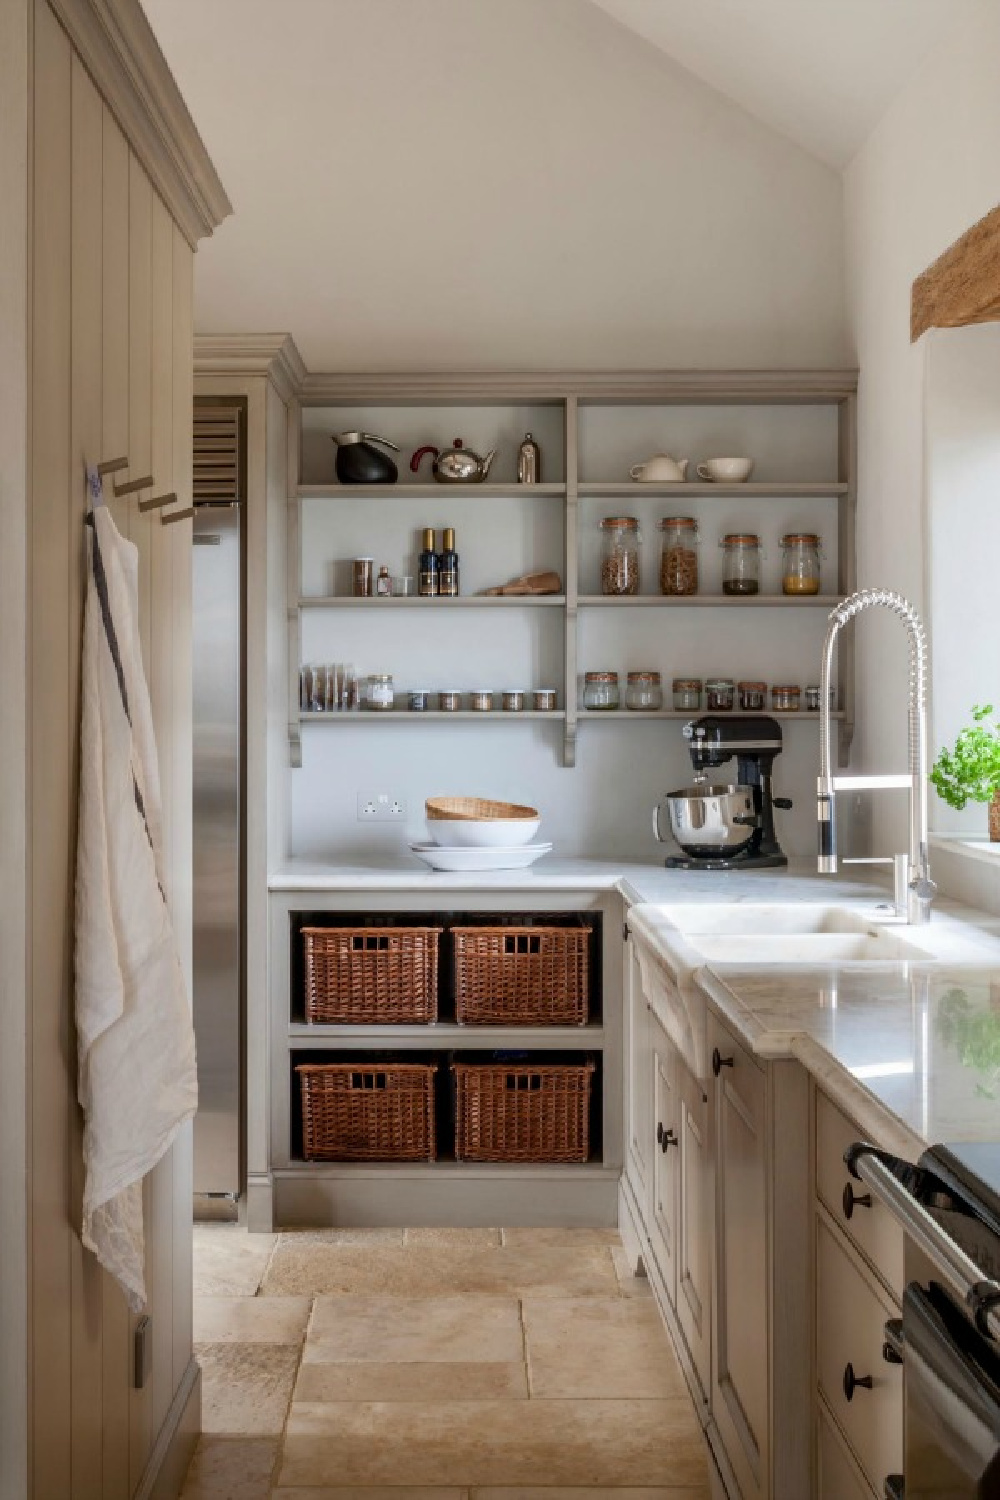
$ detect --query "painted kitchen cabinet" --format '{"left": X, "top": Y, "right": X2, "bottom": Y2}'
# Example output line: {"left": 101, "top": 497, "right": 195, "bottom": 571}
{"left": 677, "top": 1060, "right": 712, "bottom": 1403}
{"left": 650, "top": 1011, "right": 681, "bottom": 1304}
{"left": 624, "top": 933, "right": 654, "bottom": 1206}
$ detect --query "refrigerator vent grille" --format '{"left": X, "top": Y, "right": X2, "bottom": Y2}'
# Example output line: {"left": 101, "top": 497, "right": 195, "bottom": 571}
{"left": 193, "top": 405, "right": 241, "bottom": 504}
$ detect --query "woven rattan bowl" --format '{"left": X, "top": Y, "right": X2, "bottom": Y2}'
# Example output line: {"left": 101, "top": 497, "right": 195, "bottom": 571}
{"left": 425, "top": 797, "right": 540, "bottom": 847}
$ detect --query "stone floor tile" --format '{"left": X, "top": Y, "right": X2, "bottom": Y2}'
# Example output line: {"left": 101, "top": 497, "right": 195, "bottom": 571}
{"left": 193, "top": 1226, "right": 277, "bottom": 1298}
{"left": 279, "top": 1398, "right": 707, "bottom": 1488}
{"left": 501, "top": 1227, "right": 621, "bottom": 1248}
{"left": 178, "top": 1434, "right": 278, "bottom": 1498}
{"left": 279, "top": 1227, "right": 405, "bottom": 1247}
{"left": 197, "top": 1342, "right": 301, "bottom": 1435}
{"left": 262, "top": 1242, "right": 618, "bottom": 1299}
{"left": 194, "top": 1295, "right": 311, "bottom": 1344}
{"left": 295, "top": 1359, "right": 528, "bottom": 1403}
{"left": 405, "top": 1227, "right": 502, "bottom": 1248}
{"left": 523, "top": 1297, "right": 687, "bottom": 1399}
{"left": 611, "top": 1243, "right": 653, "bottom": 1298}
{"left": 274, "top": 1490, "right": 466, "bottom": 1499}
{"left": 471, "top": 1491, "right": 710, "bottom": 1499}
{"left": 305, "top": 1294, "right": 523, "bottom": 1363}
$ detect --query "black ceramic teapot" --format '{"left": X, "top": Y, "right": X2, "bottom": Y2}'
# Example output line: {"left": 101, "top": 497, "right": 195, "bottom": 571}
{"left": 332, "top": 431, "right": 399, "bottom": 484}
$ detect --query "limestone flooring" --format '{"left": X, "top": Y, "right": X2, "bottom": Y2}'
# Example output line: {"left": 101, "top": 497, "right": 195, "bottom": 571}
{"left": 179, "top": 1224, "right": 718, "bottom": 1499}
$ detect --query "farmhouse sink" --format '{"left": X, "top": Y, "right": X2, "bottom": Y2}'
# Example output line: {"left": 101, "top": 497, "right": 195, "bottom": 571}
{"left": 679, "top": 929, "right": 935, "bottom": 965}
{"left": 652, "top": 903, "right": 906, "bottom": 938}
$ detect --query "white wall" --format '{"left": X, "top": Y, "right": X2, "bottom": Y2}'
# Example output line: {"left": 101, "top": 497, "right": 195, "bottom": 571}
{"left": 142, "top": 0, "right": 849, "bottom": 372}
{"left": 844, "top": 0, "right": 1000, "bottom": 861}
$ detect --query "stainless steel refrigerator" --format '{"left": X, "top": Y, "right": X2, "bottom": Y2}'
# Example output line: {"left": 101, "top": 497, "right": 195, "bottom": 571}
{"left": 192, "top": 500, "right": 243, "bottom": 1212}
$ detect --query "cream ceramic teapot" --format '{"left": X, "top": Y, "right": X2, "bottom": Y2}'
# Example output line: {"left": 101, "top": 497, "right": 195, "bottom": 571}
{"left": 629, "top": 453, "right": 689, "bottom": 483}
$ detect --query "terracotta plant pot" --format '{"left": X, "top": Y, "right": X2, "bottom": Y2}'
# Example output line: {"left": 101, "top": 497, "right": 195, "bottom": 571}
{"left": 990, "top": 790, "right": 1000, "bottom": 842}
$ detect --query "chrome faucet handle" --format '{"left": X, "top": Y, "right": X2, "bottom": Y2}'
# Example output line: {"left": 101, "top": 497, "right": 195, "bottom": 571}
{"left": 841, "top": 852, "right": 911, "bottom": 919}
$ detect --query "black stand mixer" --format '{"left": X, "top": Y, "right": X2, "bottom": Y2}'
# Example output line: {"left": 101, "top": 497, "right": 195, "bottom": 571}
{"left": 654, "top": 715, "right": 793, "bottom": 870}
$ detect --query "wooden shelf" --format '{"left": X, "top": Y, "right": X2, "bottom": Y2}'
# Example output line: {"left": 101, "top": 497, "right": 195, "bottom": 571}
{"left": 301, "top": 710, "right": 566, "bottom": 723}
{"left": 299, "top": 595, "right": 566, "bottom": 608}
{"left": 577, "top": 481, "right": 847, "bottom": 498}
{"left": 298, "top": 482, "right": 567, "bottom": 500}
{"left": 577, "top": 709, "right": 846, "bottom": 722}
{"left": 577, "top": 594, "right": 845, "bottom": 608}
{"left": 289, "top": 1023, "right": 603, "bottom": 1049}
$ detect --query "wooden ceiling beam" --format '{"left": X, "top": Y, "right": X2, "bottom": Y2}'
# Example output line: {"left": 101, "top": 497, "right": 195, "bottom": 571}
{"left": 912, "top": 201, "right": 1000, "bottom": 341}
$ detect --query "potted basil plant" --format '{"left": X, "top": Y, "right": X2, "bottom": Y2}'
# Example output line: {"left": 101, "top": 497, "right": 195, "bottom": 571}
{"left": 931, "top": 705, "right": 1000, "bottom": 841}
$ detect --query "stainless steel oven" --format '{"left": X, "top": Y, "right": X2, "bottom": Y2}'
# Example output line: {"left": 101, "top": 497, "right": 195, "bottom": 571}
{"left": 847, "top": 1141, "right": 1000, "bottom": 1498}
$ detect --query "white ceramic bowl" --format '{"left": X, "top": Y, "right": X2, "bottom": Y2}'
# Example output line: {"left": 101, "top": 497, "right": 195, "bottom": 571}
{"left": 427, "top": 815, "right": 541, "bottom": 847}
{"left": 697, "top": 456, "right": 754, "bottom": 483}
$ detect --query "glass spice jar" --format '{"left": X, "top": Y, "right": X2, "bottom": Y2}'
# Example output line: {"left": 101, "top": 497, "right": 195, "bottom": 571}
{"left": 469, "top": 689, "right": 493, "bottom": 712}
{"left": 438, "top": 690, "right": 462, "bottom": 712}
{"left": 502, "top": 690, "right": 525, "bottom": 712}
{"left": 771, "top": 684, "right": 801, "bottom": 712}
{"left": 781, "top": 532, "right": 822, "bottom": 595}
{"left": 659, "top": 516, "right": 699, "bottom": 596}
{"left": 738, "top": 681, "right": 767, "bottom": 712}
{"left": 599, "top": 516, "right": 641, "bottom": 595}
{"left": 673, "top": 678, "right": 702, "bottom": 712}
{"left": 705, "top": 677, "right": 735, "bottom": 712}
{"left": 408, "top": 689, "right": 429, "bottom": 712}
{"left": 533, "top": 688, "right": 557, "bottom": 711}
{"left": 626, "top": 671, "right": 663, "bottom": 711}
{"left": 365, "top": 673, "right": 394, "bottom": 711}
{"left": 720, "top": 533, "right": 762, "bottom": 595}
{"left": 804, "top": 685, "right": 822, "bottom": 712}
{"left": 583, "top": 671, "right": 620, "bottom": 710}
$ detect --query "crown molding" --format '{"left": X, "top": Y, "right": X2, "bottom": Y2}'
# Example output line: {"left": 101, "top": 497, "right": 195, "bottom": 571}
{"left": 194, "top": 334, "right": 307, "bottom": 404}
{"left": 47, "top": 0, "right": 231, "bottom": 248}
{"left": 297, "top": 368, "right": 859, "bottom": 404}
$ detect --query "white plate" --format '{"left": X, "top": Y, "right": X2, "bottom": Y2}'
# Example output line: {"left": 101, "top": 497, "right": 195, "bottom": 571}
{"left": 408, "top": 841, "right": 552, "bottom": 872}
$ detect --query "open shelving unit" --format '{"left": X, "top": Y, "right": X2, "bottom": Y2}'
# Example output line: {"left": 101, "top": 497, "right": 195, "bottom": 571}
{"left": 286, "top": 369, "right": 858, "bottom": 768}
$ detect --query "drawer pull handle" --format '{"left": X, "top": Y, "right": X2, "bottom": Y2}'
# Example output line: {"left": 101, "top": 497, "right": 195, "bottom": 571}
{"left": 712, "top": 1048, "right": 734, "bottom": 1077}
{"left": 842, "top": 1362, "right": 873, "bottom": 1401}
{"left": 882, "top": 1318, "right": 904, "bottom": 1366}
{"left": 656, "top": 1122, "right": 678, "bottom": 1151}
{"left": 842, "top": 1182, "right": 873, "bottom": 1219}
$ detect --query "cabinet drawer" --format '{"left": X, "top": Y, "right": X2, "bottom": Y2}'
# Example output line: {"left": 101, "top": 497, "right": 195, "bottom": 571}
{"left": 815, "top": 1088, "right": 904, "bottom": 1300}
{"left": 816, "top": 1215, "right": 901, "bottom": 1493}
{"left": 817, "top": 1399, "right": 876, "bottom": 1500}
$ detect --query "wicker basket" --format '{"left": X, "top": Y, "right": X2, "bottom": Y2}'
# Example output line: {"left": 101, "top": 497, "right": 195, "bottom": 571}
{"left": 452, "top": 1060, "right": 594, "bottom": 1163}
{"left": 297, "top": 1062, "right": 437, "bottom": 1161}
{"left": 301, "top": 926, "right": 441, "bottom": 1024}
{"left": 426, "top": 796, "right": 538, "bottom": 822}
{"left": 452, "top": 924, "right": 589, "bottom": 1026}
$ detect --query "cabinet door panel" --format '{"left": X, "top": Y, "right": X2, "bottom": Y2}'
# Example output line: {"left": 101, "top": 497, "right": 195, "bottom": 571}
{"left": 677, "top": 1062, "right": 711, "bottom": 1402}
{"left": 817, "top": 1399, "right": 876, "bottom": 1500}
{"left": 650, "top": 1015, "right": 679, "bottom": 1305}
{"left": 626, "top": 937, "right": 652, "bottom": 1203}
{"left": 710, "top": 1014, "right": 768, "bottom": 1500}
{"left": 815, "top": 1087, "right": 904, "bottom": 1301}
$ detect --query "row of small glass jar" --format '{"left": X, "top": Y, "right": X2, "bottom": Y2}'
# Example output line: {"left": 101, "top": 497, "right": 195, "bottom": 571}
{"left": 582, "top": 671, "right": 834, "bottom": 713}
{"left": 374, "top": 681, "right": 558, "bottom": 713}
{"left": 600, "top": 516, "right": 823, "bottom": 597}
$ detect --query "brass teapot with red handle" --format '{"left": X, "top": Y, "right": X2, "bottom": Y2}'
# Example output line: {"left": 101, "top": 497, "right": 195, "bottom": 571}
{"left": 410, "top": 437, "right": 496, "bottom": 484}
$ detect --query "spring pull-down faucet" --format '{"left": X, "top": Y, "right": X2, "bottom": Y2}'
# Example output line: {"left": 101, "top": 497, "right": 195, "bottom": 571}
{"left": 817, "top": 588, "right": 936, "bottom": 925}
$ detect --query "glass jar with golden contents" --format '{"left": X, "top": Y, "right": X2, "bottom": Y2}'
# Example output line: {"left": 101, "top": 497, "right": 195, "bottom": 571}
{"left": 626, "top": 671, "right": 663, "bottom": 711}
{"left": 599, "top": 516, "right": 641, "bottom": 595}
{"left": 771, "top": 684, "right": 801, "bottom": 712}
{"left": 583, "top": 671, "right": 620, "bottom": 710}
{"left": 780, "top": 533, "right": 822, "bottom": 595}
{"left": 659, "top": 517, "right": 699, "bottom": 596}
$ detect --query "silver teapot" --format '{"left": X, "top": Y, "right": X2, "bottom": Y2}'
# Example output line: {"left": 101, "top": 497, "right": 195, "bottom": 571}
{"left": 410, "top": 438, "right": 496, "bottom": 484}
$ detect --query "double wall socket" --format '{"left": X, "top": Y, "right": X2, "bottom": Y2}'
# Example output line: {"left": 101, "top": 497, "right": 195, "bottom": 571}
{"left": 357, "top": 791, "right": 407, "bottom": 822}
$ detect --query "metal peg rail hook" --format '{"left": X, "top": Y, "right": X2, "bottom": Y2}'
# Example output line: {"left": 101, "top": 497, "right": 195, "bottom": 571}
{"left": 161, "top": 507, "right": 195, "bottom": 525}
{"left": 97, "top": 456, "right": 128, "bottom": 477}
{"left": 113, "top": 473, "right": 155, "bottom": 497}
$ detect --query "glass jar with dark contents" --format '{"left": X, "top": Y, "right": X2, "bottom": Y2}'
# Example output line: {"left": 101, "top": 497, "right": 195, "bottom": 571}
{"left": 720, "top": 533, "right": 761, "bottom": 595}
{"left": 738, "top": 681, "right": 767, "bottom": 711}
{"left": 705, "top": 677, "right": 735, "bottom": 711}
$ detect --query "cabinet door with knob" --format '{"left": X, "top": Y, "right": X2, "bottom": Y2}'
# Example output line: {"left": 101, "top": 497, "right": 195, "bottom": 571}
{"left": 677, "top": 1061, "right": 712, "bottom": 1403}
{"left": 815, "top": 1088, "right": 904, "bottom": 1301}
{"left": 708, "top": 1011, "right": 769, "bottom": 1500}
{"left": 649, "top": 1011, "right": 680, "bottom": 1308}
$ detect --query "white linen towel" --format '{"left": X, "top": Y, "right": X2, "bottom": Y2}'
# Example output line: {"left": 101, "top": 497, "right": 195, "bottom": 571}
{"left": 75, "top": 504, "right": 197, "bottom": 1311}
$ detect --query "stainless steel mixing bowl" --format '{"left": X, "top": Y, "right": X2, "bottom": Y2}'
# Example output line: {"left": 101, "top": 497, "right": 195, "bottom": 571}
{"left": 654, "top": 782, "right": 757, "bottom": 855}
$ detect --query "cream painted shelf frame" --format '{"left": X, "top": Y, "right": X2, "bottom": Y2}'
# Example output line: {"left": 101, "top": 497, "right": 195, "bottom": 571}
{"left": 287, "top": 370, "right": 858, "bottom": 769}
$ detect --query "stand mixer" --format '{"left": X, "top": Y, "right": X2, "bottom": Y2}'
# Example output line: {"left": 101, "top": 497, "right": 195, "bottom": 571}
{"left": 653, "top": 715, "right": 793, "bottom": 870}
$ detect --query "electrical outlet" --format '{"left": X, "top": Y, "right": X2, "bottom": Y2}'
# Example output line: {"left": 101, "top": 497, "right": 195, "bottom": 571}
{"left": 357, "top": 791, "right": 407, "bottom": 822}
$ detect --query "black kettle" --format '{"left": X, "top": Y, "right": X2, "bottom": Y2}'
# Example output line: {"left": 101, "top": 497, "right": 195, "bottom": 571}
{"left": 332, "top": 431, "right": 399, "bottom": 484}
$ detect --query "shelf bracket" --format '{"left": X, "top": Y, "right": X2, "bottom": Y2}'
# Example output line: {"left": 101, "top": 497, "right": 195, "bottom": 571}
{"left": 288, "top": 721, "right": 302, "bottom": 769}
{"left": 562, "top": 717, "right": 577, "bottom": 768}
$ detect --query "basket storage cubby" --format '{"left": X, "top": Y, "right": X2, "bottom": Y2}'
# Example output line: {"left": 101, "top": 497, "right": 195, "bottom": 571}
{"left": 297, "top": 1060, "right": 438, "bottom": 1161}
{"left": 302, "top": 925, "right": 441, "bottom": 1024}
{"left": 452, "top": 1058, "right": 595, "bottom": 1163}
{"left": 452, "top": 924, "right": 590, "bottom": 1026}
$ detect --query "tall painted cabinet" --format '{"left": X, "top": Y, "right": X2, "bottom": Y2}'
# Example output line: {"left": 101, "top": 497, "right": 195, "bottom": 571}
{"left": 0, "top": 4, "right": 230, "bottom": 1498}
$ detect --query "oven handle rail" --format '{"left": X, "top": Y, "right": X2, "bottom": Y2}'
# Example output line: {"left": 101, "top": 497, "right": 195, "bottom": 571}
{"left": 846, "top": 1142, "right": 1000, "bottom": 1342}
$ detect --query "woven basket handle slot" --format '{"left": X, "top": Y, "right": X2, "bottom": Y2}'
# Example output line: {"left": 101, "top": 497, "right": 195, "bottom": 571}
{"left": 504, "top": 933, "right": 542, "bottom": 956}
{"left": 351, "top": 933, "right": 393, "bottom": 952}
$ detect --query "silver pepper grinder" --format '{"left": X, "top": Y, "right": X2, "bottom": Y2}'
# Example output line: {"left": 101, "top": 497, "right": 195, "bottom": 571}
{"left": 517, "top": 431, "right": 541, "bottom": 485}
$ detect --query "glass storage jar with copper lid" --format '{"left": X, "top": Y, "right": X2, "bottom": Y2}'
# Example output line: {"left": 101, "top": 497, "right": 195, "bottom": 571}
{"left": 771, "top": 684, "right": 801, "bottom": 711}
{"left": 738, "top": 681, "right": 767, "bottom": 712}
{"left": 720, "top": 533, "right": 761, "bottom": 595}
{"left": 673, "top": 678, "right": 702, "bottom": 712}
{"left": 583, "top": 671, "right": 620, "bottom": 710}
{"left": 626, "top": 671, "right": 663, "bottom": 711}
{"left": 781, "top": 532, "right": 822, "bottom": 595}
{"left": 705, "top": 677, "right": 735, "bottom": 711}
{"left": 659, "top": 517, "right": 699, "bottom": 595}
{"left": 599, "top": 516, "right": 641, "bottom": 595}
